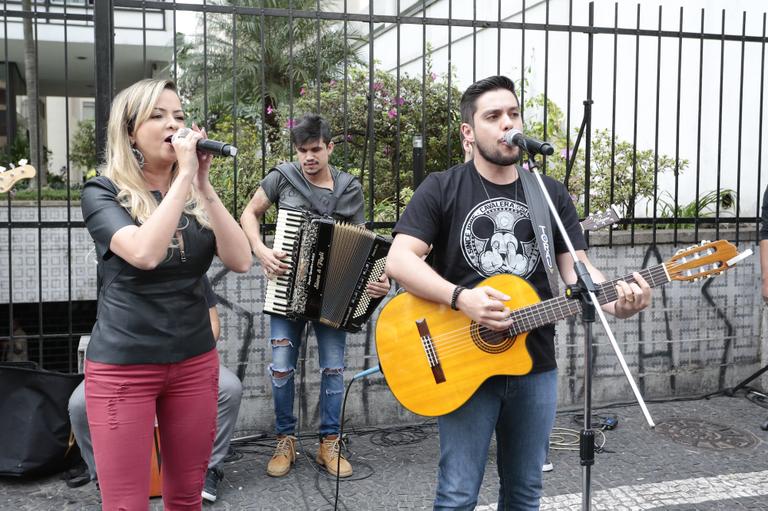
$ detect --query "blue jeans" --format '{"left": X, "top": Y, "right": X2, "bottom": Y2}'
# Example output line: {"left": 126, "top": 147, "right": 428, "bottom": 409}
{"left": 269, "top": 315, "right": 346, "bottom": 437}
{"left": 434, "top": 369, "right": 558, "bottom": 511}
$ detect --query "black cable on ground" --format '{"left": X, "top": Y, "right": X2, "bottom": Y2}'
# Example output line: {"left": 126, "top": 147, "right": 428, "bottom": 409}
{"left": 333, "top": 376, "right": 356, "bottom": 511}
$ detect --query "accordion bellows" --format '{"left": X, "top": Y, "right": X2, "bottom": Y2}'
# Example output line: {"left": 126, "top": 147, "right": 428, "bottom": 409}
{"left": 264, "top": 207, "right": 391, "bottom": 332}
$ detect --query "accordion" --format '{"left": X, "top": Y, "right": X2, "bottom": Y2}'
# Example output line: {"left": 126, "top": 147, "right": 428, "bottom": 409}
{"left": 263, "top": 207, "right": 391, "bottom": 332}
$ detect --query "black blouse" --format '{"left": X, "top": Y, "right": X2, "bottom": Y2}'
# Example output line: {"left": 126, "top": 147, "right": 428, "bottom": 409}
{"left": 81, "top": 176, "right": 216, "bottom": 365}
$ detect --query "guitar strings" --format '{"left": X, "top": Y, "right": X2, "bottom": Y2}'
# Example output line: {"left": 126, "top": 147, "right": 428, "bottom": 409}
{"left": 430, "top": 265, "right": 667, "bottom": 352}
{"left": 416, "top": 266, "right": 670, "bottom": 359}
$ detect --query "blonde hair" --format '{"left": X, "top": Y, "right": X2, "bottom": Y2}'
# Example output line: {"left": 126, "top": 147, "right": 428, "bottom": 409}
{"left": 101, "top": 78, "right": 211, "bottom": 229}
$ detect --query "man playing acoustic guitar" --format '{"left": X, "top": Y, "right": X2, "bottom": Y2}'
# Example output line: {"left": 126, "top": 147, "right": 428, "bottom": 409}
{"left": 385, "top": 75, "right": 653, "bottom": 510}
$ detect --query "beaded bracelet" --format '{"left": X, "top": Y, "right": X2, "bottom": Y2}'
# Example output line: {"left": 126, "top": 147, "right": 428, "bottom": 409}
{"left": 450, "top": 285, "right": 466, "bottom": 311}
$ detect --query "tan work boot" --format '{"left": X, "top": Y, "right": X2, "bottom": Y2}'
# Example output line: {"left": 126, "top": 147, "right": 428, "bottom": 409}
{"left": 266, "top": 435, "right": 296, "bottom": 477}
{"left": 316, "top": 434, "right": 352, "bottom": 477}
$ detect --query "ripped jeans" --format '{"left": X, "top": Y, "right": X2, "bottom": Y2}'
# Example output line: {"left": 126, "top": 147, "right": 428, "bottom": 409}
{"left": 269, "top": 315, "right": 346, "bottom": 437}
{"left": 84, "top": 348, "right": 219, "bottom": 511}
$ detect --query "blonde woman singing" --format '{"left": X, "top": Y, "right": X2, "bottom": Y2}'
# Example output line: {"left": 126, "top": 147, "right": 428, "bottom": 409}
{"left": 80, "top": 78, "right": 251, "bottom": 510}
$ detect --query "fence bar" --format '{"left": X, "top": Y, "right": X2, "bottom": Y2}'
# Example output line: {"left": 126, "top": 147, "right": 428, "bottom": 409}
{"left": 315, "top": 0, "right": 321, "bottom": 113}
{"left": 695, "top": 9, "right": 704, "bottom": 241}
{"left": 231, "top": 10, "right": 238, "bottom": 217}
{"left": 565, "top": 0, "right": 572, "bottom": 194}
{"left": 496, "top": 0, "right": 501, "bottom": 75}
{"left": 202, "top": 0, "right": 208, "bottom": 125}
{"left": 4, "top": 0, "right": 13, "bottom": 358}
{"left": 609, "top": 2, "right": 617, "bottom": 247}
{"left": 396, "top": 0, "right": 402, "bottom": 220}
{"left": 288, "top": 0, "right": 294, "bottom": 156}
{"left": 445, "top": 0, "right": 452, "bottom": 172}
{"left": 259, "top": 0, "right": 266, "bottom": 185}
{"left": 673, "top": 7, "right": 683, "bottom": 246}
{"left": 472, "top": 0, "right": 476, "bottom": 83}
{"left": 631, "top": 3, "right": 640, "bottom": 246}
{"left": 543, "top": 0, "right": 550, "bottom": 155}
{"left": 142, "top": 0, "right": 147, "bottom": 77}
{"left": 715, "top": 9, "right": 725, "bottom": 239}
{"left": 367, "top": 0, "right": 375, "bottom": 222}
{"left": 652, "top": 6, "right": 662, "bottom": 245}
{"left": 172, "top": 0, "right": 177, "bottom": 81}
{"left": 735, "top": 11, "right": 746, "bottom": 244}
{"left": 34, "top": 0, "right": 43, "bottom": 367}
{"left": 520, "top": 0, "right": 526, "bottom": 116}
{"left": 342, "top": 0, "right": 349, "bottom": 169}
{"left": 758, "top": 14, "right": 766, "bottom": 241}
{"left": 64, "top": 0, "right": 73, "bottom": 372}
{"left": 94, "top": 0, "right": 113, "bottom": 163}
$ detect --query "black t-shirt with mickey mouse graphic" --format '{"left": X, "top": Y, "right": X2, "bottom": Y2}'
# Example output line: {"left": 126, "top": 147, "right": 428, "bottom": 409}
{"left": 392, "top": 160, "right": 586, "bottom": 373}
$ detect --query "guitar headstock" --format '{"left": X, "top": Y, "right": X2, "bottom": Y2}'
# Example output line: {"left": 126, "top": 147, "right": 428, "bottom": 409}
{"left": 581, "top": 204, "right": 621, "bottom": 232}
{"left": 0, "top": 160, "right": 36, "bottom": 193}
{"left": 665, "top": 240, "right": 749, "bottom": 282}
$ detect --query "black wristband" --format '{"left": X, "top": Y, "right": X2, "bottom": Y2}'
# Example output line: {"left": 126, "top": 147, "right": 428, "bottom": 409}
{"left": 450, "top": 285, "right": 466, "bottom": 311}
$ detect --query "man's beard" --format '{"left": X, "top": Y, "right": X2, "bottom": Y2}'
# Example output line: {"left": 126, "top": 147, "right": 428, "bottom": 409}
{"left": 475, "top": 139, "right": 520, "bottom": 166}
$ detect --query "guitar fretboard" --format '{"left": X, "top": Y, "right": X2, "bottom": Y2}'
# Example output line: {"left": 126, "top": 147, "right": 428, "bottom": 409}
{"left": 507, "top": 264, "right": 670, "bottom": 335}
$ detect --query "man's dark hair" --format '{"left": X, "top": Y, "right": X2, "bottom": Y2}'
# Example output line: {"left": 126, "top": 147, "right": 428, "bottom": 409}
{"left": 290, "top": 113, "right": 332, "bottom": 146}
{"left": 459, "top": 75, "right": 518, "bottom": 126}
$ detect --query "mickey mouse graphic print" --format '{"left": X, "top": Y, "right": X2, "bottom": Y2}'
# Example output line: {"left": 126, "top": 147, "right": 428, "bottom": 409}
{"left": 461, "top": 198, "right": 539, "bottom": 279}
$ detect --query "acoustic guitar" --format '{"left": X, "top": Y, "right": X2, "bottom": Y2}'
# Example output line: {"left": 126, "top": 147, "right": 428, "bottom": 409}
{"left": 375, "top": 240, "right": 745, "bottom": 417}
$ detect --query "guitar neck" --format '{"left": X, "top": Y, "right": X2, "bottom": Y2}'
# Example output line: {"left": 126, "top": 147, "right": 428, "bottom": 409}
{"left": 508, "top": 263, "right": 671, "bottom": 335}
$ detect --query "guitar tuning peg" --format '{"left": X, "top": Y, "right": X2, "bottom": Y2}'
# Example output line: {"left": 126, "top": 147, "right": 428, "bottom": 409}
{"left": 17, "top": 159, "right": 28, "bottom": 166}
{"left": 7, "top": 163, "right": 14, "bottom": 169}
{"left": 0, "top": 166, "right": 5, "bottom": 173}
{"left": 700, "top": 239, "right": 711, "bottom": 245}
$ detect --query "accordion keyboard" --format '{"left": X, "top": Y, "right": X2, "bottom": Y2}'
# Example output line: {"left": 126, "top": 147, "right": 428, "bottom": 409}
{"left": 263, "top": 208, "right": 303, "bottom": 315}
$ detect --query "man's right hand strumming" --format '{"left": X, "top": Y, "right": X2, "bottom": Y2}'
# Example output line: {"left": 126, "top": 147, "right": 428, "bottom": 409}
{"left": 455, "top": 286, "right": 514, "bottom": 332}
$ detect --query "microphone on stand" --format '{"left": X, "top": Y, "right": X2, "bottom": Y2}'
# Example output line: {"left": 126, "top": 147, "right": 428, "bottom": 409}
{"left": 171, "top": 129, "right": 238, "bottom": 157}
{"left": 502, "top": 129, "right": 554, "bottom": 156}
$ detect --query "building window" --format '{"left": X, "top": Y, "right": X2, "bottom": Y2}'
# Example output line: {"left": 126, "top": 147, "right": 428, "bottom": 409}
{"left": 81, "top": 100, "right": 94, "bottom": 121}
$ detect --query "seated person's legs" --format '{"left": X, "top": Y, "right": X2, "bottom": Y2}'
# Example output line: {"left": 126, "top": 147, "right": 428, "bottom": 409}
{"left": 202, "top": 365, "right": 243, "bottom": 502}
{"left": 67, "top": 381, "right": 97, "bottom": 486}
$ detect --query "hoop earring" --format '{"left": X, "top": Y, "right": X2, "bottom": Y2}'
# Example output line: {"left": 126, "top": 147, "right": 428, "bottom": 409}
{"left": 131, "top": 146, "right": 145, "bottom": 169}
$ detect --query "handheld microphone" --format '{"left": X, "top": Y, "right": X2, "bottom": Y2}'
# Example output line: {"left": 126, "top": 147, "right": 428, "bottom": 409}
{"left": 171, "top": 129, "right": 238, "bottom": 157}
{"left": 502, "top": 129, "right": 554, "bottom": 156}
{"left": 196, "top": 139, "right": 238, "bottom": 157}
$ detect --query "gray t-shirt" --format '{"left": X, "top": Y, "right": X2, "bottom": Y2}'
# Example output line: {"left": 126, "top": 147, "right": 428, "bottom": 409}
{"left": 260, "top": 164, "right": 365, "bottom": 223}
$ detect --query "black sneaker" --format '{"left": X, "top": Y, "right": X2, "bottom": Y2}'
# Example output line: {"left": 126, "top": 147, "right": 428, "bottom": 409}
{"left": 201, "top": 466, "right": 223, "bottom": 503}
{"left": 63, "top": 460, "right": 92, "bottom": 489}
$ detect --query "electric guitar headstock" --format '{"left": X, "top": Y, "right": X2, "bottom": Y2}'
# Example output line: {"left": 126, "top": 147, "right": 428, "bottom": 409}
{"left": 581, "top": 204, "right": 621, "bottom": 232}
{"left": 0, "top": 160, "right": 36, "bottom": 193}
{"left": 665, "top": 240, "right": 751, "bottom": 282}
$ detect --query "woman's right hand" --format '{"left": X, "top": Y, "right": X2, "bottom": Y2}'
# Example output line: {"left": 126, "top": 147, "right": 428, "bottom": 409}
{"left": 171, "top": 127, "right": 203, "bottom": 178}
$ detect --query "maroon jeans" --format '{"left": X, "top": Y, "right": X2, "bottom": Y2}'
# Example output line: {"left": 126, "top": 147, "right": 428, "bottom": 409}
{"left": 85, "top": 348, "right": 219, "bottom": 511}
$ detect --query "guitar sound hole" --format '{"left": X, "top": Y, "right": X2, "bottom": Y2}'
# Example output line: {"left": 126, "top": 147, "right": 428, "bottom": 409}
{"left": 470, "top": 321, "right": 516, "bottom": 354}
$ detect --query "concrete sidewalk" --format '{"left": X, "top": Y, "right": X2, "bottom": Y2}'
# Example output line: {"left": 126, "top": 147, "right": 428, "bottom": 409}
{"left": 2, "top": 394, "right": 768, "bottom": 510}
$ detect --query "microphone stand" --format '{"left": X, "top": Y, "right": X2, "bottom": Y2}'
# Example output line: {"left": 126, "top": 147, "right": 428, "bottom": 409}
{"left": 524, "top": 151, "right": 655, "bottom": 511}
{"left": 523, "top": 5, "right": 653, "bottom": 509}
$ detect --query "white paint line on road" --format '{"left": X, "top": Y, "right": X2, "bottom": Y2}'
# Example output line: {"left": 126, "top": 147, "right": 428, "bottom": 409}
{"left": 475, "top": 470, "right": 768, "bottom": 510}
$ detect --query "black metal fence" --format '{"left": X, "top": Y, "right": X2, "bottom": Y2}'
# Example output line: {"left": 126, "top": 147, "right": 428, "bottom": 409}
{"left": 1, "top": 0, "right": 767, "bottom": 371}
